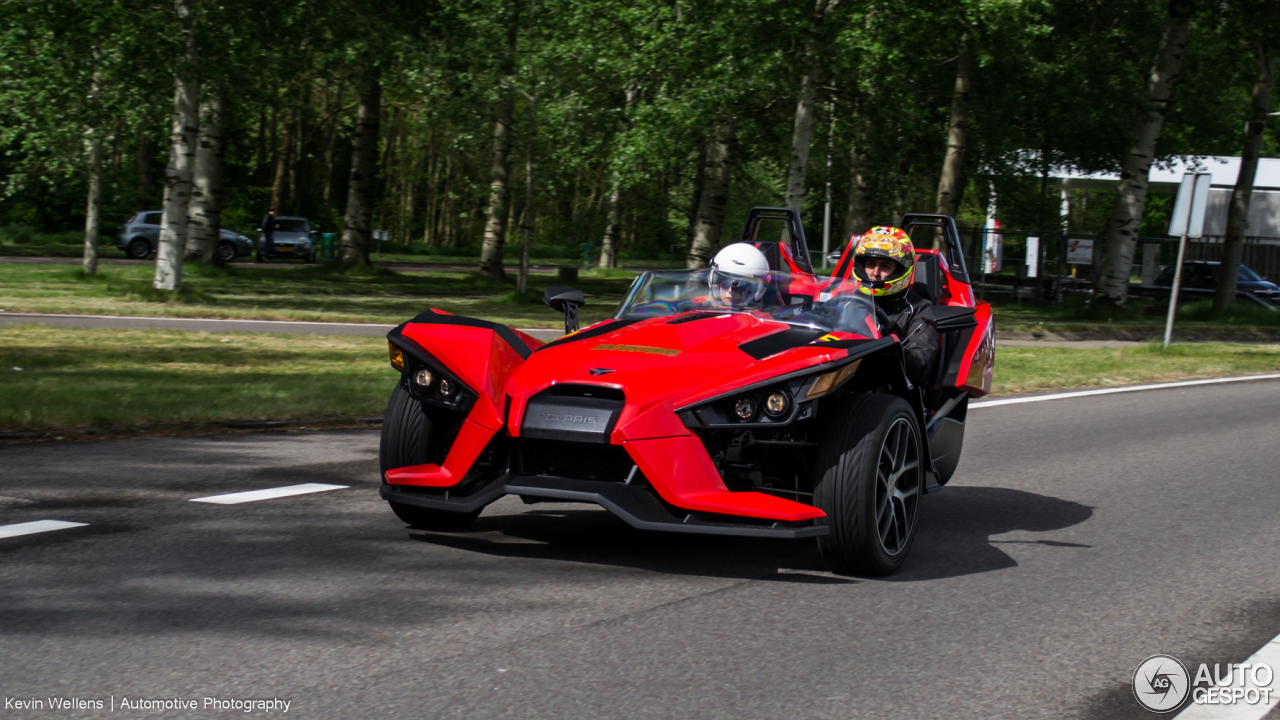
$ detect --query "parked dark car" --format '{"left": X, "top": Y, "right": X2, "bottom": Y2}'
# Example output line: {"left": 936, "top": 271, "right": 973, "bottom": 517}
{"left": 117, "top": 211, "right": 254, "bottom": 262}
{"left": 1154, "top": 260, "right": 1280, "bottom": 301}
{"left": 257, "top": 216, "right": 318, "bottom": 263}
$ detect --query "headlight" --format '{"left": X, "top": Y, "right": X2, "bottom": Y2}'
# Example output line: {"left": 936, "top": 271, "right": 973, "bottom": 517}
{"left": 438, "top": 378, "right": 456, "bottom": 398}
{"left": 413, "top": 367, "right": 434, "bottom": 389}
{"left": 764, "top": 389, "right": 790, "bottom": 417}
{"left": 732, "top": 396, "right": 757, "bottom": 421}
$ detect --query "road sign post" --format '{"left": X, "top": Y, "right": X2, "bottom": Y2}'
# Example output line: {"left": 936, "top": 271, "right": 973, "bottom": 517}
{"left": 1164, "top": 173, "right": 1212, "bottom": 348}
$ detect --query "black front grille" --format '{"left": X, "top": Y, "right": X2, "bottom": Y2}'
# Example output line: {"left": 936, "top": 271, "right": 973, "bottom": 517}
{"left": 517, "top": 439, "right": 636, "bottom": 482}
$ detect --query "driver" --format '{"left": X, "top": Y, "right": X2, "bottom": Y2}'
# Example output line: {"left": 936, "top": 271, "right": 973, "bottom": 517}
{"left": 851, "top": 227, "right": 939, "bottom": 387}
{"left": 707, "top": 243, "right": 771, "bottom": 308}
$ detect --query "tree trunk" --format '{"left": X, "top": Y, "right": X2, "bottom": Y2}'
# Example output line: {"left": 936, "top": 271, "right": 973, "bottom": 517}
{"left": 271, "top": 108, "right": 295, "bottom": 214}
{"left": 686, "top": 120, "right": 736, "bottom": 268}
{"left": 1095, "top": 0, "right": 1195, "bottom": 308}
{"left": 684, "top": 140, "right": 707, "bottom": 256}
{"left": 135, "top": 131, "right": 156, "bottom": 207}
{"left": 842, "top": 138, "right": 872, "bottom": 243}
{"left": 154, "top": 0, "right": 199, "bottom": 292}
{"left": 599, "top": 85, "right": 638, "bottom": 269}
{"left": 934, "top": 29, "right": 973, "bottom": 238}
{"left": 293, "top": 83, "right": 315, "bottom": 219}
{"left": 84, "top": 133, "right": 103, "bottom": 276}
{"left": 783, "top": 0, "right": 838, "bottom": 219}
{"left": 478, "top": 20, "right": 519, "bottom": 280}
{"left": 339, "top": 67, "right": 381, "bottom": 265}
{"left": 83, "top": 62, "right": 104, "bottom": 276}
{"left": 1213, "top": 44, "right": 1275, "bottom": 312}
{"left": 185, "top": 90, "right": 226, "bottom": 265}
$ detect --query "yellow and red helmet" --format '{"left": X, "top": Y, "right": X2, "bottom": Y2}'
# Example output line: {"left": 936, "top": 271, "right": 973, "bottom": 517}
{"left": 852, "top": 226, "right": 915, "bottom": 297}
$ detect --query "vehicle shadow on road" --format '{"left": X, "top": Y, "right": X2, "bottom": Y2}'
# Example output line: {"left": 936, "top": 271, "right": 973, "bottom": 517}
{"left": 409, "top": 485, "right": 1093, "bottom": 583}
{"left": 890, "top": 486, "right": 1094, "bottom": 582}
{"left": 410, "top": 508, "right": 845, "bottom": 583}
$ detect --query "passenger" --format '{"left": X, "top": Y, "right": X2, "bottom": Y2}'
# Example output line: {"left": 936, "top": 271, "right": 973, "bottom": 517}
{"left": 707, "top": 243, "right": 771, "bottom": 308}
{"left": 851, "top": 227, "right": 939, "bottom": 387}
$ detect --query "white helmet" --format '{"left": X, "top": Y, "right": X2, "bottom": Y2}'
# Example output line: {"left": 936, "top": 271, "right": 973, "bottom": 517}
{"left": 709, "top": 243, "right": 770, "bottom": 305}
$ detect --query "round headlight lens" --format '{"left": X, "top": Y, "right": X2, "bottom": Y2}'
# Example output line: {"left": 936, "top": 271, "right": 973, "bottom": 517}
{"left": 438, "top": 378, "right": 456, "bottom": 398}
{"left": 732, "top": 396, "right": 757, "bottom": 421}
{"left": 413, "top": 367, "right": 434, "bottom": 389}
{"left": 764, "top": 390, "right": 790, "bottom": 417}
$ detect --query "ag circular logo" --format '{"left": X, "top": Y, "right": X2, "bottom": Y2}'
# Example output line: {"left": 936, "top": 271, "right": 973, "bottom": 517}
{"left": 1133, "top": 654, "right": 1191, "bottom": 713}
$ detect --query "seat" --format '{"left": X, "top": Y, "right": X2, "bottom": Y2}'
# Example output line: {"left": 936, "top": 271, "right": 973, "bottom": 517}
{"left": 913, "top": 252, "right": 942, "bottom": 304}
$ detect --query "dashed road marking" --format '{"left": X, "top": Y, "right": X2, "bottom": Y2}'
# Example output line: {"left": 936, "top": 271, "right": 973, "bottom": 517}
{"left": 191, "top": 483, "right": 348, "bottom": 505}
{"left": 0, "top": 520, "right": 88, "bottom": 539}
{"left": 971, "top": 374, "right": 1280, "bottom": 409}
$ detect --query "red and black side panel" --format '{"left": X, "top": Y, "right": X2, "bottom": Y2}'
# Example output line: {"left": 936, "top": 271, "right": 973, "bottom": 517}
{"left": 938, "top": 302, "right": 994, "bottom": 397}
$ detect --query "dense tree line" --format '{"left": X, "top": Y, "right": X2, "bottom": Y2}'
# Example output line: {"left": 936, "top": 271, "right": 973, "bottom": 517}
{"left": 0, "top": 0, "right": 1276, "bottom": 305}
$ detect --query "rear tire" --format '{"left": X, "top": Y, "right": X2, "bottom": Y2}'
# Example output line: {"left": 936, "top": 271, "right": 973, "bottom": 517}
{"left": 813, "top": 394, "right": 923, "bottom": 576}
{"left": 379, "top": 384, "right": 481, "bottom": 531}
{"left": 127, "top": 239, "right": 150, "bottom": 259}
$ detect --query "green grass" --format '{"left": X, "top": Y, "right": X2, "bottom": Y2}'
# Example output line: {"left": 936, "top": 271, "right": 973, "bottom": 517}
{"left": 2, "top": 323, "right": 1277, "bottom": 432}
{"left": 986, "top": 294, "right": 1280, "bottom": 334}
{"left": 0, "top": 262, "right": 633, "bottom": 328}
{"left": 992, "top": 342, "right": 1280, "bottom": 396}
{"left": 0, "top": 325, "right": 396, "bottom": 431}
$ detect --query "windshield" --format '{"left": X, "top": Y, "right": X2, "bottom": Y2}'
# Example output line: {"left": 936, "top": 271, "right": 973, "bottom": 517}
{"left": 273, "top": 219, "right": 309, "bottom": 233}
{"left": 1237, "top": 265, "right": 1262, "bottom": 282}
{"left": 615, "top": 268, "right": 880, "bottom": 337}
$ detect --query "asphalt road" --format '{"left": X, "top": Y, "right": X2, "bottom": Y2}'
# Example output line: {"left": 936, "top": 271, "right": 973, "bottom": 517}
{"left": 2, "top": 379, "right": 1280, "bottom": 718}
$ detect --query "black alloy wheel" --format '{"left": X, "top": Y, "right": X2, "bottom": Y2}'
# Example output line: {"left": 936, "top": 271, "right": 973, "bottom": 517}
{"left": 813, "top": 393, "right": 924, "bottom": 576}
{"left": 127, "top": 239, "right": 151, "bottom": 259}
{"left": 380, "top": 384, "right": 481, "bottom": 531}
{"left": 217, "top": 242, "right": 236, "bottom": 263}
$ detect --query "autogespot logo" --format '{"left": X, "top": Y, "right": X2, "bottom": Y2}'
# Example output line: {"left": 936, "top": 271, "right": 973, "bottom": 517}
{"left": 1133, "top": 655, "right": 1191, "bottom": 713}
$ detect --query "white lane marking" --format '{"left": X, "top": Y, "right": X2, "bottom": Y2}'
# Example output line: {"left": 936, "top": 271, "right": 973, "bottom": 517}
{"left": 971, "top": 374, "right": 1280, "bottom": 409}
{"left": 1174, "top": 635, "right": 1280, "bottom": 720}
{"left": 0, "top": 520, "right": 88, "bottom": 539}
{"left": 191, "top": 483, "right": 348, "bottom": 505}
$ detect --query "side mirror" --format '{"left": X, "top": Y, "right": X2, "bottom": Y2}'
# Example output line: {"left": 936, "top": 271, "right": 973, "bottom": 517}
{"left": 544, "top": 286, "right": 585, "bottom": 335}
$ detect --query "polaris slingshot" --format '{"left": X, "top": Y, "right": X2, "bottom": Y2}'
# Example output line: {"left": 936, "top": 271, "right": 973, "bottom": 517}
{"left": 378, "top": 209, "right": 994, "bottom": 574}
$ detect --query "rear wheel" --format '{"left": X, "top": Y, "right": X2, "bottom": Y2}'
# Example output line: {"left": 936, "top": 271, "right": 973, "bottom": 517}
{"left": 379, "top": 384, "right": 481, "bottom": 531}
{"left": 127, "top": 239, "right": 150, "bottom": 259}
{"left": 813, "top": 394, "right": 923, "bottom": 576}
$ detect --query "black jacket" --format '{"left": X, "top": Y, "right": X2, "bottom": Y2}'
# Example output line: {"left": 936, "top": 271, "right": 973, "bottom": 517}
{"left": 877, "top": 289, "right": 939, "bottom": 387}
{"left": 261, "top": 214, "right": 277, "bottom": 237}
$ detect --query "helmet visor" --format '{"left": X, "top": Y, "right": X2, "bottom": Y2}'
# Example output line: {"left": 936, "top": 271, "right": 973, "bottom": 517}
{"left": 713, "top": 273, "right": 764, "bottom": 305}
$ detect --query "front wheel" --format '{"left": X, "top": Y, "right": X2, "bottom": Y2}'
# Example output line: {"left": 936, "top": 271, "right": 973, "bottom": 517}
{"left": 217, "top": 242, "right": 236, "bottom": 263}
{"left": 813, "top": 394, "right": 924, "bottom": 576}
{"left": 379, "top": 384, "right": 480, "bottom": 531}
{"left": 127, "top": 239, "right": 151, "bottom": 259}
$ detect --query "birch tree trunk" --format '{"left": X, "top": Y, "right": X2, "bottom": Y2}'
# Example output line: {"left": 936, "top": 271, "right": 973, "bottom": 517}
{"left": 686, "top": 120, "right": 736, "bottom": 268}
{"left": 1095, "top": 0, "right": 1195, "bottom": 308}
{"left": 339, "top": 67, "right": 381, "bottom": 265}
{"left": 783, "top": 0, "right": 838, "bottom": 218}
{"left": 934, "top": 29, "right": 973, "bottom": 238}
{"left": 135, "top": 132, "right": 156, "bottom": 207}
{"left": 1213, "top": 44, "right": 1274, "bottom": 312}
{"left": 479, "top": 20, "right": 519, "bottom": 281}
{"left": 271, "top": 109, "right": 295, "bottom": 213}
{"left": 154, "top": 0, "right": 199, "bottom": 292}
{"left": 82, "top": 63, "right": 104, "bottom": 276}
{"left": 599, "top": 85, "right": 638, "bottom": 269}
{"left": 185, "top": 90, "right": 226, "bottom": 265}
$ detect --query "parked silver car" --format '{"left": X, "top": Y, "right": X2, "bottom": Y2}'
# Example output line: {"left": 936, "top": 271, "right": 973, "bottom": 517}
{"left": 257, "top": 216, "right": 318, "bottom": 263}
{"left": 117, "top": 211, "right": 254, "bottom": 262}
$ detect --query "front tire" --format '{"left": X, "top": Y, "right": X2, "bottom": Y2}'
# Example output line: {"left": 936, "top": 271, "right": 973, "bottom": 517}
{"left": 217, "top": 242, "right": 236, "bottom": 263}
{"left": 813, "top": 394, "right": 924, "bottom": 576}
{"left": 379, "top": 384, "right": 481, "bottom": 531}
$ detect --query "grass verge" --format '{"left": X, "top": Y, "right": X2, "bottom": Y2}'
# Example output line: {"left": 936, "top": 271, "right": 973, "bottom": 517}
{"left": 3, "top": 324, "right": 1278, "bottom": 433}
{"left": 0, "top": 263, "right": 633, "bottom": 328}
{"left": 0, "top": 325, "right": 395, "bottom": 431}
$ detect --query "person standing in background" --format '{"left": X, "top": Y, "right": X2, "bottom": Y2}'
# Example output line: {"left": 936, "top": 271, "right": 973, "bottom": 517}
{"left": 258, "top": 208, "right": 278, "bottom": 262}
